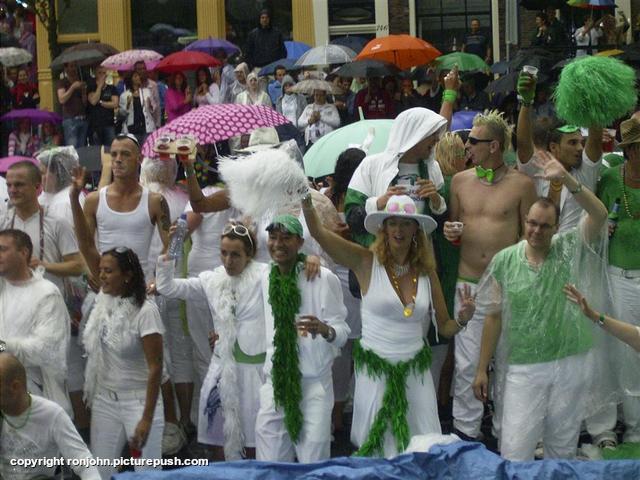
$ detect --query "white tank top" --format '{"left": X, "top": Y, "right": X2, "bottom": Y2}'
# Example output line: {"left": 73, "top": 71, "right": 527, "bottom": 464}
{"left": 360, "top": 257, "right": 433, "bottom": 362}
{"left": 96, "top": 186, "right": 155, "bottom": 279}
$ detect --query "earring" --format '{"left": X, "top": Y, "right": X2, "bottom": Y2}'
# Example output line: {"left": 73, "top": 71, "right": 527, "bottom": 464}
{"left": 412, "top": 235, "right": 418, "bottom": 247}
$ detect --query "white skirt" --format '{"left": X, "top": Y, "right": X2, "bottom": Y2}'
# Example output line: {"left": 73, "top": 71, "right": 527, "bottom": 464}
{"left": 351, "top": 366, "right": 441, "bottom": 457}
{"left": 197, "top": 357, "right": 264, "bottom": 447}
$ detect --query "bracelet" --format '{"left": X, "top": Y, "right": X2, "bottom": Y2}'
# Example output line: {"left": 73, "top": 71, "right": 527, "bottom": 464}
{"left": 442, "top": 89, "right": 458, "bottom": 103}
{"left": 454, "top": 316, "right": 467, "bottom": 330}
{"left": 324, "top": 326, "right": 336, "bottom": 343}
{"left": 569, "top": 182, "right": 582, "bottom": 195}
{"left": 597, "top": 313, "right": 605, "bottom": 327}
{"left": 185, "top": 165, "right": 196, "bottom": 178}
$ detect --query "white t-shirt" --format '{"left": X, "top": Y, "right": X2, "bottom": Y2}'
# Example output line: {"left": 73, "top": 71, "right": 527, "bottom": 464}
{"left": 0, "top": 395, "right": 100, "bottom": 480}
{"left": 184, "top": 186, "right": 236, "bottom": 274}
{"left": 39, "top": 186, "right": 86, "bottom": 225}
{"left": 518, "top": 149, "right": 601, "bottom": 233}
{"left": 0, "top": 176, "right": 7, "bottom": 215}
{"left": 97, "top": 299, "right": 165, "bottom": 392}
{"left": 0, "top": 209, "right": 79, "bottom": 291}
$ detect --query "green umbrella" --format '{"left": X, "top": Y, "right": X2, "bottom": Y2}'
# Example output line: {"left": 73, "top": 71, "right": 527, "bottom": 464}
{"left": 434, "top": 52, "right": 488, "bottom": 72}
{"left": 303, "top": 119, "right": 393, "bottom": 178}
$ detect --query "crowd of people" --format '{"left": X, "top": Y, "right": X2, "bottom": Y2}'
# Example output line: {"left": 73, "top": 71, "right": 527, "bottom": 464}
{"left": 0, "top": 5, "right": 639, "bottom": 480}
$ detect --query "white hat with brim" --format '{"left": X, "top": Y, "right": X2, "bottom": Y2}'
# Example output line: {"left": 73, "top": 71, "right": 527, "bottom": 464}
{"left": 364, "top": 195, "right": 437, "bottom": 235}
{"left": 237, "top": 127, "right": 280, "bottom": 153}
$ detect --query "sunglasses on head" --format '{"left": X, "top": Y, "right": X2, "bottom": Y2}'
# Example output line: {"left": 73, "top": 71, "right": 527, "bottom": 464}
{"left": 222, "top": 223, "right": 254, "bottom": 251}
{"left": 115, "top": 133, "right": 141, "bottom": 149}
{"left": 467, "top": 136, "right": 494, "bottom": 145}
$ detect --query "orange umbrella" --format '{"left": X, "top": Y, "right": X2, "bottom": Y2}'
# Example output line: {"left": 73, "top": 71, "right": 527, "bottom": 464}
{"left": 356, "top": 34, "right": 441, "bottom": 70}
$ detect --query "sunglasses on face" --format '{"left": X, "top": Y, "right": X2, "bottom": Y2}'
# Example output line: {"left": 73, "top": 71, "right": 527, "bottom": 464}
{"left": 467, "top": 136, "right": 494, "bottom": 145}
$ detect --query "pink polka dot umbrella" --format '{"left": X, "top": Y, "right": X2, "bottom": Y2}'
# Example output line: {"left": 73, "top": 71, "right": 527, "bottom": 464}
{"left": 142, "top": 105, "right": 291, "bottom": 157}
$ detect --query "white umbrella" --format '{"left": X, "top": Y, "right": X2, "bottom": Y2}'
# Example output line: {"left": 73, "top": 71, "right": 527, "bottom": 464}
{"left": 290, "top": 79, "right": 343, "bottom": 95}
{"left": 294, "top": 44, "right": 357, "bottom": 67}
{"left": 0, "top": 47, "right": 33, "bottom": 67}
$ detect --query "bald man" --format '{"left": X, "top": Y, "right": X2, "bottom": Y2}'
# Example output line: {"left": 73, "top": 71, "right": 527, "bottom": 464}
{"left": 0, "top": 353, "right": 100, "bottom": 479}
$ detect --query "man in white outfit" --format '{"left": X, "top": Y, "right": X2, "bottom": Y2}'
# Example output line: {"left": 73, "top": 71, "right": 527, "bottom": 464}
{"left": 0, "top": 229, "right": 70, "bottom": 413}
{"left": 255, "top": 214, "right": 350, "bottom": 462}
{"left": 0, "top": 353, "right": 100, "bottom": 479}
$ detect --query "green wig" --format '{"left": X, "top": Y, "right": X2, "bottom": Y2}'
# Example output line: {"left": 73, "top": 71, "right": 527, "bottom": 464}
{"left": 554, "top": 56, "right": 637, "bottom": 127}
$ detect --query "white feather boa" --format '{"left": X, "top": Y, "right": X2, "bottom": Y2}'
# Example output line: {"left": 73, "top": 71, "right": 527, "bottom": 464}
{"left": 218, "top": 149, "right": 309, "bottom": 220}
{"left": 81, "top": 292, "right": 140, "bottom": 406}
{"left": 207, "top": 261, "right": 264, "bottom": 460}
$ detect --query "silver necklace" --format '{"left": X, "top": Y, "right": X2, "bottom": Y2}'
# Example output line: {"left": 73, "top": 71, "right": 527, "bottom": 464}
{"left": 392, "top": 263, "right": 410, "bottom": 277}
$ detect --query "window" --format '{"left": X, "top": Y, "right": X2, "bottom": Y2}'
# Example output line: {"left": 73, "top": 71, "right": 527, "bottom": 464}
{"left": 57, "top": 0, "right": 98, "bottom": 35}
{"left": 131, "top": 0, "right": 197, "bottom": 55}
{"left": 225, "top": 0, "right": 292, "bottom": 53}
{"left": 328, "top": 0, "right": 375, "bottom": 27}
{"left": 415, "top": 0, "right": 491, "bottom": 54}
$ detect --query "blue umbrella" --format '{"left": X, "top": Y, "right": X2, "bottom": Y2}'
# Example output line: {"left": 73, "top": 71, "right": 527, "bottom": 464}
{"left": 184, "top": 37, "right": 240, "bottom": 56}
{"left": 285, "top": 41, "right": 312, "bottom": 60}
{"left": 258, "top": 58, "right": 300, "bottom": 76}
{"left": 451, "top": 111, "right": 481, "bottom": 132}
{"left": 330, "top": 36, "right": 369, "bottom": 54}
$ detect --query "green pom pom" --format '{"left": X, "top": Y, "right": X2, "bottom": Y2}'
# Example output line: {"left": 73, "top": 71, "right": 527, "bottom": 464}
{"left": 554, "top": 56, "right": 637, "bottom": 127}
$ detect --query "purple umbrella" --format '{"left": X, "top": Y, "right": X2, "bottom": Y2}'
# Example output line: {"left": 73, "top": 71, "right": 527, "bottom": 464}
{"left": 184, "top": 37, "right": 240, "bottom": 56}
{"left": 101, "top": 49, "right": 163, "bottom": 71}
{"left": 0, "top": 156, "right": 38, "bottom": 173}
{"left": 0, "top": 109, "right": 63, "bottom": 124}
{"left": 142, "top": 104, "right": 290, "bottom": 157}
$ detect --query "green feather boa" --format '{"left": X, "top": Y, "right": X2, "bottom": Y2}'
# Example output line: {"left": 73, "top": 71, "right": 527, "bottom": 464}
{"left": 268, "top": 253, "right": 306, "bottom": 443}
{"left": 353, "top": 339, "right": 432, "bottom": 457}
{"left": 554, "top": 56, "right": 637, "bottom": 127}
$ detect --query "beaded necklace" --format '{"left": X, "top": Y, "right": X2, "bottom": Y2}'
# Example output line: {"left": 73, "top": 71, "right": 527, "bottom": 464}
{"left": 621, "top": 164, "right": 640, "bottom": 220}
{"left": 389, "top": 267, "right": 418, "bottom": 317}
{"left": 1, "top": 394, "right": 32, "bottom": 430}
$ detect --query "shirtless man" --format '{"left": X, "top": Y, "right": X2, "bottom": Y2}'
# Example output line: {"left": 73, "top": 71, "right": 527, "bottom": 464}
{"left": 444, "top": 111, "right": 537, "bottom": 441}
{"left": 71, "top": 133, "right": 186, "bottom": 454}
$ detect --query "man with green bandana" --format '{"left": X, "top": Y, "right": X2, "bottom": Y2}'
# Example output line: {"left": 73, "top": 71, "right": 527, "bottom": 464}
{"left": 255, "top": 214, "right": 349, "bottom": 462}
{"left": 516, "top": 72, "right": 603, "bottom": 233}
{"left": 472, "top": 150, "right": 609, "bottom": 460}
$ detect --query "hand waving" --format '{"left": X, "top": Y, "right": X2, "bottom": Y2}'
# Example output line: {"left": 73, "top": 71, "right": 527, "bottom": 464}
{"left": 70, "top": 166, "right": 87, "bottom": 198}
{"left": 532, "top": 150, "right": 568, "bottom": 182}
{"left": 456, "top": 283, "right": 476, "bottom": 324}
{"left": 563, "top": 283, "right": 596, "bottom": 321}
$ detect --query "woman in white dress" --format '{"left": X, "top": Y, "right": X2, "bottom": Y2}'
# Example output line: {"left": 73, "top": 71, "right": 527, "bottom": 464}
{"left": 155, "top": 221, "right": 265, "bottom": 460}
{"left": 69, "top": 169, "right": 165, "bottom": 479}
{"left": 302, "top": 193, "right": 476, "bottom": 457}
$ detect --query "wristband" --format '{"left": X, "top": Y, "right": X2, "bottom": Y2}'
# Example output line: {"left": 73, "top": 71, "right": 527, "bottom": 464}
{"left": 442, "top": 89, "right": 458, "bottom": 103}
{"left": 597, "top": 313, "right": 605, "bottom": 327}
{"left": 569, "top": 182, "right": 582, "bottom": 195}
{"left": 454, "top": 316, "right": 467, "bottom": 330}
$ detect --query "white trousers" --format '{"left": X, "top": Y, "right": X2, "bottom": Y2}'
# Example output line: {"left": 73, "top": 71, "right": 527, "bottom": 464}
{"left": 186, "top": 294, "right": 214, "bottom": 384}
{"left": 453, "top": 280, "right": 486, "bottom": 438}
{"left": 255, "top": 375, "right": 333, "bottom": 463}
{"left": 90, "top": 387, "right": 164, "bottom": 480}
{"left": 157, "top": 295, "right": 194, "bottom": 384}
{"left": 501, "top": 354, "right": 587, "bottom": 461}
{"left": 586, "top": 268, "right": 640, "bottom": 441}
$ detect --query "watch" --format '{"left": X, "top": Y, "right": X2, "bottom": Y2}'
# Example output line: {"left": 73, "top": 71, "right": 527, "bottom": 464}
{"left": 569, "top": 182, "right": 583, "bottom": 195}
{"left": 324, "top": 327, "right": 336, "bottom": 343}
{"left": 0, "top": 340, "right": 6, "bottom": 353}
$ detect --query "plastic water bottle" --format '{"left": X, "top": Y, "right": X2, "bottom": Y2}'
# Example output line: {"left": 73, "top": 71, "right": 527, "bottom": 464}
{"left": 607, "top": 198, "right": 620, "bottom": 237}
{"left": 168, "top": 213, "right": 188, "bottom": 259}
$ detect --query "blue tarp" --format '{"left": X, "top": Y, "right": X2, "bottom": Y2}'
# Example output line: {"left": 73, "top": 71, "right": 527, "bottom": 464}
{"left": 113, "top": 441, "right": 640, "bottom": 479}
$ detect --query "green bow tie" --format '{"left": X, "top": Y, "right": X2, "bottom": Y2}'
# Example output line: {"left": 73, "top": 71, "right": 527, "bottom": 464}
{"left": 476, "top": 166, "right": 495, "bottom": 183}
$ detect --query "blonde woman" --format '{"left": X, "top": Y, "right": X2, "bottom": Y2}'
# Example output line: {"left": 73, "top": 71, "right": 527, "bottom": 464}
{"left": 302, "top": 193, "right": 475, "bottom": 457}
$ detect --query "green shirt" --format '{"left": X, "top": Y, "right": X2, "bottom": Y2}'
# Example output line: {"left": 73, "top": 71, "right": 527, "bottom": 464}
{"left": 489, "top": 234, "right": 592, "bottom": 365}
{"left": 597, "top": 165, "right": 640, "bottom": 269}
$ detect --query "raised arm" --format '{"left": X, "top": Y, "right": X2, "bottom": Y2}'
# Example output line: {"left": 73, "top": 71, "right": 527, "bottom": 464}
{"left": 70, "top": 167, "right": 100, "bottom": 278}
{"left": 149, "top": 193, "right": 171, "bottom": 254}
{"left": 180, "top": 155, "right": 230, "bottom": 213}
{"left": 516, "top": 73, "right": 536, "bottom": 164}
{"left": 439, "top": 66, "right": 460, "bottom": 128}
{"left": 533, "top": 151, "right": 607, "bottom": 241}
{"left": 301, "top": 194, "right": 372, "bottom": 287}
{"left": 430, "top": 271, "right": 475, "bottom": 338}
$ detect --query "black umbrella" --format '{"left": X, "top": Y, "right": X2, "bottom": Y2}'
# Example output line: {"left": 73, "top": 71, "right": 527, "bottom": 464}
{"left": 0, "top": 32, "right": 20, "bottom": 48}
{"left": 51, "top": 42, "right": 119, "bottom": 69}
{"left": 334, "top": 59, "right": 400, "bottom": 78}
{"left": 485, "top": 71, "right": 549, "bottom": 96}
{"left": 508, "top": 48, "right": 559, "bottom": 73}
